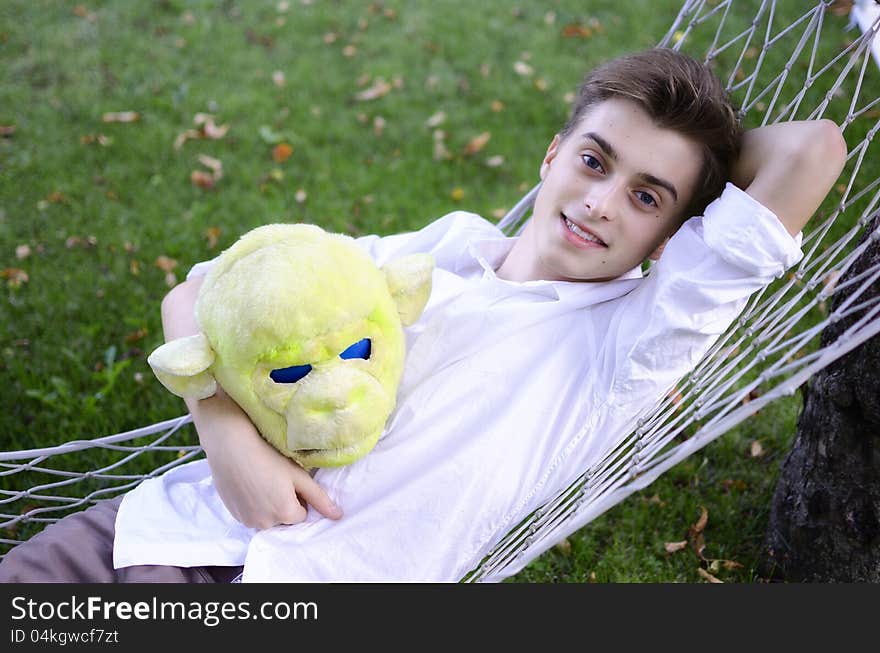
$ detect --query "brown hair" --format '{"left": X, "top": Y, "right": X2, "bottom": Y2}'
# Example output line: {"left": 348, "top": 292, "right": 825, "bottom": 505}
{"left": 560, "top": 48, "right": 742, "bottom": 222}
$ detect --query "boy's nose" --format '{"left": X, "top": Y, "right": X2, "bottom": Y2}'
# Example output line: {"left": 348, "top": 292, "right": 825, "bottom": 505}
{"left": 583, "top": 183, "right": 619, "bottom": 221}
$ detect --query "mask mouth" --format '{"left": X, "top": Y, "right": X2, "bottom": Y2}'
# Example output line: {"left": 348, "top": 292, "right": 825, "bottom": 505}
{"left": 293, "top": 431, "right": 382, "bottom": 468}
{"left": 284, "top": 366, "right": 391, "bottom": 466}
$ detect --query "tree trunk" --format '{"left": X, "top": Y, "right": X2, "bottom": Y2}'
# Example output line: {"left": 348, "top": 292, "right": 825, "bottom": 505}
{"left": 761, "top": 216, "right": 880, "bottom": 582}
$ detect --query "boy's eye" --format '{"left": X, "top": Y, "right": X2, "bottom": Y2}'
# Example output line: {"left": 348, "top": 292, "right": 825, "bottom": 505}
{"left": 581, "top": 154, "right": 604, "bottom": 173}
{"left": 635, "top": 191, "right": 658, "bottom": 208}
{"left": 270, "top": 363, "right": 312, "bottom": 384}
{"left": 340, "top": 338, "right": 371, "bottom": 360}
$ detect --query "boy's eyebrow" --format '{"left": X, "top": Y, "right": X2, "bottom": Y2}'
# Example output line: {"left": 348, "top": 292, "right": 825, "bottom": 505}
{"left": 582, "top": 132, "right": 679, "bottom": 202}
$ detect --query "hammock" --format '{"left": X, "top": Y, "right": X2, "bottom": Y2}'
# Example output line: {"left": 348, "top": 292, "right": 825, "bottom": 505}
{"left": 2, "top": 0, "right": 879, "bottom": 582}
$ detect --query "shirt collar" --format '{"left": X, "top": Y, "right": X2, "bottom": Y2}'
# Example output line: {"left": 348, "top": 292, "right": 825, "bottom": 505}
{"left": 466, "top": 235, "right": 644, "bottom": 301}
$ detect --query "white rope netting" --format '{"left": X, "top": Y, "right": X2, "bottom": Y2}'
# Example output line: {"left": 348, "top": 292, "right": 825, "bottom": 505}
{"left": 467, "top": 0, "right": 880, "bottom": 582}
{"left": 2, "top": 1, "right": 879, "bottom": 581}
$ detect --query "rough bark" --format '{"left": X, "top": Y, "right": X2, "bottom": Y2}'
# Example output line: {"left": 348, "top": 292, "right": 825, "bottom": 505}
{"left": 761, "top": 216, "right": 880, "bottom": 582}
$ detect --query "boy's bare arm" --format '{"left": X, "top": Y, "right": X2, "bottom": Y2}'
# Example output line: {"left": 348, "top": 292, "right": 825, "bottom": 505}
{"left": 731, "top": 119, "right": 848, "bottom": 237}
{"left": 160, "top": 278, "right": 342, "bottom": 529}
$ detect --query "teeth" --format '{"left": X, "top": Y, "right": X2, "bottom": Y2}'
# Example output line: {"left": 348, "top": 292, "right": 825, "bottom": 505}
{"left": 564, "top": 217, "right": 603, "bottom": 245}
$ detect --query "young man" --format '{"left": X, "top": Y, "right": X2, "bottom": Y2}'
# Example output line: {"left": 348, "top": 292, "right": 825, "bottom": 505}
{"left": 0, "top": 49, "right": 846, "bottom": 583}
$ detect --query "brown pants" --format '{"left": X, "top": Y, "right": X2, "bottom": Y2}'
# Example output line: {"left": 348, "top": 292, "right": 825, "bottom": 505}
{"left": 0, "top": 496, "right": 243, "bottom": 583}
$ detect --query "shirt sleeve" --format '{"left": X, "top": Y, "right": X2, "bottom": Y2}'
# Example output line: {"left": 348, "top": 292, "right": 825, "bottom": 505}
{"left": 597, "top": 182, "right": 804, "bottom": 413}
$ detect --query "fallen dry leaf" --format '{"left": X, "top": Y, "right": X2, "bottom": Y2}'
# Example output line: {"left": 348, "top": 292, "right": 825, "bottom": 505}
{"left": 433, "top": 130, "right": 452, "bottom": 161}
{"left": 80, "top": 134, "right": 111, "bottom": 146}
{"left": 173, "top": 129, "right": 200, "bottom": 150}
{"left": 750, "top": 440, "right": 764, "bottom": 458}
{"left": 154, "top": 256, "right": 178, "bottom": 273}
{"left": 425, "top": 111, "right": 446, "bottom": 128}
{"left": 355, "top": 78, "right": 392, "bottom": 101}
{"left": 204, "top": 226, "right": 221, "bottom": 249}
{"left": 272, "top": 143, "right": 294, "bottom": 163}
{"left": 555, "top": 538, "right": 572, "bottom": 556}
{"left": 65, "top": 235, "right": 97, "bottom": 249}
{"left": 125, "top": 328, "right": 148, "bottom": 343}
{"left": 0, "top": 125, "right": 16, "bottom": 137}
{"left": 102, "top": 111, "right": 140, "bottom": 123}
{"left": 491, "top": 208, "right": 507, "bottom": 219}
{"left": 721, "top": 478, "right": 747, "bottom": 492}
{"left": 691, "top": 506, "right": 708, "bottom": 534}
{"left": 697, "top": 567, "right": 723, "bottom": 583}
{"left": 129, "top": 259, "right": 141, "bottom": 276}
{"left": 175, "top": 114, "right": 229, "bottom": 150}
{"left": 828, "top": 0, "right": 854, "bottom": 17}
{"left": 513, "top": 61, "right": 533, "bottom": 76}
{"left": 664, "top": 540, "right": 688, "bottom": 553}
{"left": 490, "top": 100, "right": 504, "bottom": 113}
{"left": 190, "top": 170, "right": 215, "bottom": 189}
{"left": 197, "top": 115, "right": 229, "bottom": 140}
{"left": 823, "top": 269, "right": 842, "bottom": 295}
{"left": 688, "top": 506, "right": 708, "bottom": 560}
{"left": 562, "top": 23, "right": 593, "bottom": 39}
{"left": 667, "top": 387, "right": 684, "bottom": 407}
{"left": 342, "top": 44, "right": 357, "bottom": 57}
{"left": 463, "top": 131, "right": 491, "bottom": 156}
{"left": 373, "top": 116, "right": 386, "bottom": 136}
{"left": 1, "top": 268, "right": 28, "bottom": 288}
{"left": 197, "top": 154, "right": 223, "bottom": 180}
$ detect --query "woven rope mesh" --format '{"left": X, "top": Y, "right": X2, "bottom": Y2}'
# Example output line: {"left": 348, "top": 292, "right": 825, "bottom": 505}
{"left": 468, "top": 0, "right": 880, "bottom": 582}
{"left": 2, "top": 1, "right": 879, "bottom": 578}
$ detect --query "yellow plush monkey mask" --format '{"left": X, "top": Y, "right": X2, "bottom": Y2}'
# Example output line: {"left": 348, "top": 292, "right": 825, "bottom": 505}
{"left": 148, "top": 223, "right": 433, "bottom": 468}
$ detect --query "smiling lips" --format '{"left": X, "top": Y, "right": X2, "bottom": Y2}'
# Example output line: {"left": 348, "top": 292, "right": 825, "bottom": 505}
{"left": 560, "top": 213, "right": 608, "bottom": 249}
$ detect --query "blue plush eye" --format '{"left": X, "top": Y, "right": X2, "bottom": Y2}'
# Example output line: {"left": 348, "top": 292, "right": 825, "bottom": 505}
{"left": 340, "top": 338, "right": 371, "bottom": 360}
{"left": 270, "top": 364, "right": 313, "bottom": 384}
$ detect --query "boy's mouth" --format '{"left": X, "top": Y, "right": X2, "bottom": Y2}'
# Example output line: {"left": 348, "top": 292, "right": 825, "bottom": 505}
{"left": 560, "top": 213, "right": 608, "bottom": 248}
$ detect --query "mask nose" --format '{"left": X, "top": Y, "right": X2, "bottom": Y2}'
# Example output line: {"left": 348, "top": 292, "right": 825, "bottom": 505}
{"left": 285, "top": 364, "right": 391, "bottom": 452}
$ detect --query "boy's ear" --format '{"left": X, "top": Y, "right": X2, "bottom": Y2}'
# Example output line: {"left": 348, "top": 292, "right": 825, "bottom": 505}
{"left": 539, "top": 134, "right": 561, "bottom": 180}
{"left": 647, "top": 237, "right": 670, "bottom": 262}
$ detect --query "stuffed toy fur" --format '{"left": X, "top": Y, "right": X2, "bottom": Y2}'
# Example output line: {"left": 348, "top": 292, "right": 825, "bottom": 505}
{"left": 148, "top": 223, "right": 433, "bottom": 468}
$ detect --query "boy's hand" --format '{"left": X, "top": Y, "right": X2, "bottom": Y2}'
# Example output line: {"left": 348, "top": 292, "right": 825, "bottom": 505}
{"left": 191, "top": 389, "right": 343, "bottom": 530}
{"left": 731, "top": 119, "right": 847, "bottom": 237}
{"left": 161, "top": 276, "right": 342, "bottom": 530}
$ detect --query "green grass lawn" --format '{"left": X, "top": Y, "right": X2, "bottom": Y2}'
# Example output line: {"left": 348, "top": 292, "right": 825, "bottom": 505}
{"left": 1, "top": 0, "right": 877, "bottom": 582}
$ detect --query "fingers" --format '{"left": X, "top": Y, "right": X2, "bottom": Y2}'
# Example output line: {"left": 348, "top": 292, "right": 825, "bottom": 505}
{"left": 275, "top": 499, "right": 308, "bottom": 526}
{"left": 293, "top": 471, "right": 343, "bottom": 520}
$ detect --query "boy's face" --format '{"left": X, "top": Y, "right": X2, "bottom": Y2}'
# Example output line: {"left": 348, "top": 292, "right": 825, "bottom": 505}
{"left": 525, "top": 97, "right": 703, "bottom": 282}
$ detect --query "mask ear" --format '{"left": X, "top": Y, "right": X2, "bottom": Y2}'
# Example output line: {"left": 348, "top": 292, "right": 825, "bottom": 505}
{"left": 381, "top": 253, "right": 434, "bottom": 326}
{"left": 147, "top": 333, "right": 217, "bottom": 399}
{"left": 540, "top": 134, "right": 561, "bottom": 180}
{"left": 647, "top": 237, "right": 669, "bottom": 262}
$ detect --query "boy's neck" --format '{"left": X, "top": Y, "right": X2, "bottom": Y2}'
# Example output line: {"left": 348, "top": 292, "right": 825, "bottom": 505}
{"left": 494, "top": 224, "right": 545, "bottom": 282}
{"left": 495, "top": 246, "right": 536, "bottom": 282}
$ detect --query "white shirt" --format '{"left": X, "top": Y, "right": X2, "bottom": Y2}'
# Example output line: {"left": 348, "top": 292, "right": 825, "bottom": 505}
{"left": 114, "top": 183, "right": 803, "bottom": 582}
